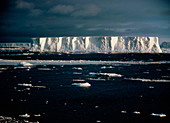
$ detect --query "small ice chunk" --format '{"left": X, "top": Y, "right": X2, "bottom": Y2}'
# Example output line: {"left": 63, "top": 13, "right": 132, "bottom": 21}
{"left": 156, "top": 69, "right": 161, "bottom": 71}
{"left": 46, "top": 101, "right": 48, "bottom": 104}
{"left": 133, "top": 111, "right": 140, "bottom": 114}
{"left": 72, "top": 79, "right": 85, "bottom": 82}
{"left": 34, "top": 114, "right": 41, "bottom": 117}
{"left": 143, "top": 72, "right": 149, "bottom": 74}
{"left": 140, "top": 95, "right": 143, "bottom": 98}
{"left": 101, "top": 66, "right": 113, "bottom": 69}
{"left": 100, "top": 73, "right": 122, "bottom": 77}
{"left": 121, "top": 110, "right": 127, "bottom": 114}
{"left": 25, "top": 88, "right": 30, "bottom": 91}
{"left": 149, "top": 86, "right": 154, "bottom": 89}
{"left": 89, "top": 72, "right": 100, "bottom": 76}
{"left": 24, "top": 120, "right": 29, "bottom": 122}
{"left": 19, "top": 113, "right": 30, "bottom": 118}
{"left": 38, "top": 68, "right": 51, "bottom": 71}
{"left": 88, "top": 78, "right": 106, "bottom": 81}
{"left": 72, "top": 67, "right": 82, "bottom": 70}
{"left": 18, "top": 62, "right": 33, "bottom": 67}
{"left": 72, "top": 82, "right": 91, "bottom": 87}
{"left": 0, "top": 116, "right": 13, "bottom": 121}
{"left": 151, "top": 113, "right": 166, "bottom": 117}
{"left": 33, "top": 86, "right": 46, "bottom": 88}
{"left": 125, "top": 78, "right": 170, "bottom": 82}
{"left": 89, "top": 72, "right": 122, "bottom": 77}
{"left": 26, "top": 69, "right": 30, "bottom": 71}
{"left": 0, "top": 68, "right": 7, "bottom": 70}
{"left": 95, "top": 106, "right": 99, "bottom": 108}
{"left": 18, "top": 83, "right": 32, "bottom": 87}
{"left": 4, "top": 116, "right": 12, "bottom": 121}
{"left": 73, "top": 72, "right": 82, "bottom": 75}
{"left": 96, "top": 120, "right": 101, "bottom": 123}
{"left": 0, "top": 116, "right": 4, "bottom": 121}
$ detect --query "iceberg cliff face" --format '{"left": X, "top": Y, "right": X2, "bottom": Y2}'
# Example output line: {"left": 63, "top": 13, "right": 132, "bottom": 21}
{"left": 31, "top": 36, "right": 162, "bottom": 53}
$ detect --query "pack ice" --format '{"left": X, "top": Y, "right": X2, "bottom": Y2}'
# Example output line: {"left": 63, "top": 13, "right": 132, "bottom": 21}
{"left": 31, "top": 36, "right": 162, "bottom": 53}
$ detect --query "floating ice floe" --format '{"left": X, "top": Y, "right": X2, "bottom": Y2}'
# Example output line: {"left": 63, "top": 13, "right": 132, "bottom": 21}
{"left": 125, "top": 78, "right": 170, "bottom": 82}
{"left": 101, "top": 66, "right": 113, "bottom": 69}
{"left": 38, "top": 68, "right": 51, "bottom": 71}
{"left": 72, "top": 79, "right": 85, "bottom": 82}
{"left": 89, "top": 72, "right": 122, "bottom": 77}
{"left": 143, "top": 72, "right": 149, "bottom": 74}
{"left": 72, "top": 67, "right": 83, "bottom": 70}
{"left": 17, "top": 88, "right": 31, "bottom": 92}
{"left": 149, "top": 86, "right": 154, "bottom": 89}
{"left": 34, "top": 114, "right": 41, "bottom": 117}
{"left": 95, "top": 106, "right": 99, "bottom": 108}
{"left": 72, "top": 82, "right": 91, "bottom": 87}
{"left": 73, "top": 72, "right": 82, "bottom": 74}
{"left": 156, "top": 69, "right": 161, "bottom": 71}
{"left": 121, "top": 111, "right": 127, "bottom": 114}
{"left": 18, "top": 62, "right": 33, "bottom": 67}
{"left": 18, "top": 83, "right": 32, "bottom": 87}
{"left": 19, "top": 113, "right": 30, "bottom": 118}
{"left": 96, "top": 120, "right": 101, "bottom": 123}
{"left": 88, "top": 78, "right": 106, "bottom": 81}
{"left": 14, "top": 66, "right": 30, "bottom": 69}
{"left": 150, "top": 113, "right": 166, "bottom": 117}
{"left": 0, "top": 68, "right": 7, "bottom": 70}
{"left": 23, "top": 53, "right": 34, "bottom": 55}
{"left": 0, "top": 116, "right": 12, "bottom": 121}
{"left": 33, "top": 85, "right": 46, "bottom": 88}
{"left": 18, "top": 83, "right": 46, "bottom": 88}
{"left": 46, "top": 101, "right": 49, "bottom": 104}
{"left": 133, "top": 111, "right": 141, "bottom": 114}
{"left": 26, "top": 56, "right": 31, "bottom": 59}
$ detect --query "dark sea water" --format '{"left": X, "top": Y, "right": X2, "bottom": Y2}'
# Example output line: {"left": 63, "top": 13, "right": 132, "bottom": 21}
{"left": 0, "top": 52, "right": 170, "bottom": 123}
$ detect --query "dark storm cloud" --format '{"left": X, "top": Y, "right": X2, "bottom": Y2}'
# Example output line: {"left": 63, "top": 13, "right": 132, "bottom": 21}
{"left": 0, "top": 0, "right": 170, "bottom": 42}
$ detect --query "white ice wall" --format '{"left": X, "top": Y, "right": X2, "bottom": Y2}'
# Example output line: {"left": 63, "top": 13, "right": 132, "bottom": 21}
{"left": 30, "top": 36, "right": 162, "bottom": 53}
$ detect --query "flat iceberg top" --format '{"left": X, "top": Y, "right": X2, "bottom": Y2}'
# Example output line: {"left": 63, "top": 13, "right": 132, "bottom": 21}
{"left": 31, "top": 36, "right": 162, "bottom": 53}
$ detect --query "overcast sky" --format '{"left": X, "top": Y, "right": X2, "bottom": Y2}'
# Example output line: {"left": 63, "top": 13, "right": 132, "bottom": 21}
{"left": 0, "top": 0, "right": 170, "bottom": 42}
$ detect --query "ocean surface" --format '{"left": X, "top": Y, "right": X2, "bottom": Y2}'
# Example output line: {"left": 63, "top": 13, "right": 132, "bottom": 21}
{"left": 0, "top": 52, "right": 170, "bottom": 123}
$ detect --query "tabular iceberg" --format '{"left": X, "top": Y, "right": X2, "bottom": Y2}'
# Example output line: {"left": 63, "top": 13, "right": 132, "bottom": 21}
{"left": 31, "top": 36, "right": 162, "bottom": 53}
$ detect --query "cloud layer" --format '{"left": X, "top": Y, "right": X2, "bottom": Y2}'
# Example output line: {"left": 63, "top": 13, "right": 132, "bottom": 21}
{"left": 49, "top": 5, "right": 74, "bottom": 14}
{"left": 0, "top": 0, "right": 170, "bottom": 41}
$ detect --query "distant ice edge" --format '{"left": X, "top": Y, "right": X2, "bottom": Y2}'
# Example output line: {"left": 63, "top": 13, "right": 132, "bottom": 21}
{"left": 31, "top": 36, "right": 162, "bottom": 53}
